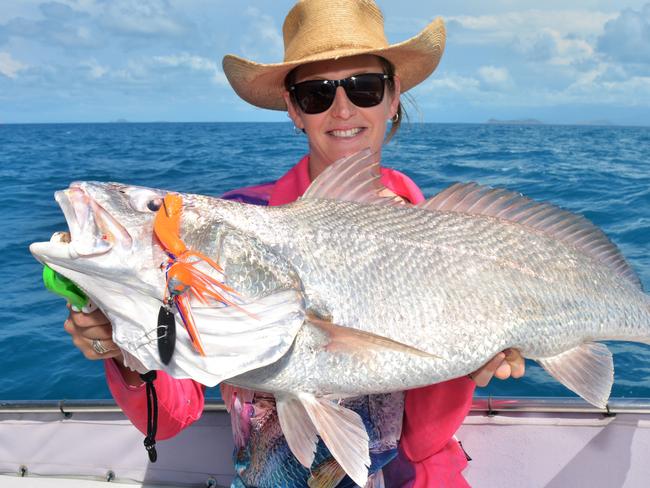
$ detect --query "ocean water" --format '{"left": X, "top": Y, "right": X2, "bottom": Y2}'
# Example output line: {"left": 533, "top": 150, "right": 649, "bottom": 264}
{"left": 1, "top": 122, "right": 649, "bottom": 401}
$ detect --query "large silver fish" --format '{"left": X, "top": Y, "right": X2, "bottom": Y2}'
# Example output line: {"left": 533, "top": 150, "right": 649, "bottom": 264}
{"left": 30, "top": 150, "right": 650, "bottom": 486}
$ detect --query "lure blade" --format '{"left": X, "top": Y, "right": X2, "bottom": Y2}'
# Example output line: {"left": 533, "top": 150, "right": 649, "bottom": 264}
{"left": 157, "top": 306, "right": 176, "bottom": 365}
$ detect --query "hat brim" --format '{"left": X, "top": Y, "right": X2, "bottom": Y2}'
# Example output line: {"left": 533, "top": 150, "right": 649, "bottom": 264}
{"left": 222, "top": 17, "right": 445, "bottom": 111}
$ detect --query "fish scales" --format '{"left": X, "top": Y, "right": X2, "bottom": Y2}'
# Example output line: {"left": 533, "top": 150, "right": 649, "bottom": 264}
{"left": 206, "top": 196, "right": 649, "bottom": 379}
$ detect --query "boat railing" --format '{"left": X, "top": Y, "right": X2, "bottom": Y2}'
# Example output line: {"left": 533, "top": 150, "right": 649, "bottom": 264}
{"left": 2, "top": 396, "right": 650, "bottom": 415}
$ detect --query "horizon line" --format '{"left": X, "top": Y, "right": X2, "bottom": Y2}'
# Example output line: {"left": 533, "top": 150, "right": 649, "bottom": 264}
{"left": 2, "top": 120, "right": 648, "bottom": 128}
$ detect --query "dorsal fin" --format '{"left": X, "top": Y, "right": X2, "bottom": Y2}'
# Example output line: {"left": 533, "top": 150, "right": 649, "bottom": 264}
{"left": 302, "top": 149, "right": 406, "bottom": 206}
{"left": 420, "top": 182, "right": 642, "bottom": 289}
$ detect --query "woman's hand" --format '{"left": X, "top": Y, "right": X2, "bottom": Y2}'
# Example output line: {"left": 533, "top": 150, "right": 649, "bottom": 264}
{"left": 469, "top": 349, "right": 525, "bottom": 387}
{"left": 64, "top": 304, "right": 121, "bottom": 360}
{"left": 64, "top": 305, "right": 143, "bottom": 385}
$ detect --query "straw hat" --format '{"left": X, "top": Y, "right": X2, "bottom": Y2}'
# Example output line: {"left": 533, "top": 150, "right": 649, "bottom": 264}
{"left": 222, "top": 0, "right": 445, "bottom": 110}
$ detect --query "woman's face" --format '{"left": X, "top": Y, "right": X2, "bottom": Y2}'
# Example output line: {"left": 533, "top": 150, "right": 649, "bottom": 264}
{"left": 283, "top": 54, "right": 401, "bottom": 180}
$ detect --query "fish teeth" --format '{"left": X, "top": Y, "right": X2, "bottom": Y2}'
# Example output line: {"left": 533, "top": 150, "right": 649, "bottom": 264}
{"left": 50, "top": 231, "right": 71, "bottom": 243}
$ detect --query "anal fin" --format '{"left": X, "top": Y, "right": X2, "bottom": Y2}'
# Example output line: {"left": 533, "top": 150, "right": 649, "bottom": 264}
{"left": 276, "top": 393, "right": 370, "bottom": 487}
{"left": 537, "top": 342, "right": 613, "bottom": 409}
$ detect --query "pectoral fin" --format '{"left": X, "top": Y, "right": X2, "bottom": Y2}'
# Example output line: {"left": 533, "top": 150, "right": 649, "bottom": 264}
{"left": 536, "top": 342, "right": 613, "bottom": 409}
{"left": 308, "top": 314, "right": 438, "bottom": 359}
{"left": 276, "top": 393, "right": 370, "bottom": 488}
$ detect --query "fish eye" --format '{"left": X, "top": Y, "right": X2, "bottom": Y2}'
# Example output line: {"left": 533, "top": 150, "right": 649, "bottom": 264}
{"left": 147, "top": 198, "right": 163, "bottom": 212}
{"left": 126, "top": 188, "right": 166, "bottom": 213}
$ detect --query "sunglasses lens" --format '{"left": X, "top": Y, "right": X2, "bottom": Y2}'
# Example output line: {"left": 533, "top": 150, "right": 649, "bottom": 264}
{"left": 291, "top": 74, "right": 389, "bottom": 114}
{"left": 293, "top": 81, "right": 336, "bottom": 114}
{"left": 346, "top": 74, "right": 386, "bottom": 107}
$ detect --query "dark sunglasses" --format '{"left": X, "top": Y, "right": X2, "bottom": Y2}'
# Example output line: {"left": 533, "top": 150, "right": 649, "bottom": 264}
{"left": 289, "top": 73, "right": 392, "bottom": 114}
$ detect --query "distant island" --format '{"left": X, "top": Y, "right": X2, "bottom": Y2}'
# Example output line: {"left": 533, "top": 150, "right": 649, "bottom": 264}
{"left": 486, "top": 118, "right": 544, "bottom": 125}
{"left": 574, "top": 119, "right": 616, "bottom": 126}
{"left": 112, "top": 118, "right": 130, "bottom": 123}
{"left": 486, "top": 118, "right": 618, "bottom": 126}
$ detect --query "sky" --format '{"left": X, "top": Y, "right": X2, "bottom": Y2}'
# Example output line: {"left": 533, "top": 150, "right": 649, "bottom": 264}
{"left": 1, "top": 0, "right": 650, "bottom": 125}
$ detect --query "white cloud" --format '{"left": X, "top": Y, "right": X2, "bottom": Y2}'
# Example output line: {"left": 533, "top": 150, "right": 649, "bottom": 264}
{"left": 447, "top": 10, "right": 616, "bottom": 43}
{"left": 478, "top": 65, "right": 512, "bottom": 88}
{"left": 0, "top": 51, "right": 27, "bottom": 78}
{"left": 239, "top": 7, "right": 283, "bottom": 62}
{"left": 80, "top": 58, "right": 108, "bottom": 79}
{"left": 560, "top": 65, "right": 650, "bottom": 105}
{"left": 153, "top": 53, "right": 227, "bottom": 85}
{"left": 420, "top": 72, "right": 481, "bottom": 92}
{"left": 597, "top": 3, "right": 650, "bottom": 64}
{"left": 100, "top": 0, "right": 189, "bottom": 37}
{"left": 515, "top": 28, "right": 595, "bottom": 66}
{"left": 417, "top": 60, "right": 650, "bottom": 110}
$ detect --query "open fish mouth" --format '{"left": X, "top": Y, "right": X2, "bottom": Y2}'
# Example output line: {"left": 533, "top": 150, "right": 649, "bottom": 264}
{"left": 31, "top": 184, "right": 133, "bottom": 263}
{"left": 57, "top": 184, "right": 133, "bottom": 258}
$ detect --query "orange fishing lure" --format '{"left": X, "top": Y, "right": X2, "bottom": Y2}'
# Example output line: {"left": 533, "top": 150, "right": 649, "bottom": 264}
{"left": 153, "top": 193, "right": 241, "bottom": 356}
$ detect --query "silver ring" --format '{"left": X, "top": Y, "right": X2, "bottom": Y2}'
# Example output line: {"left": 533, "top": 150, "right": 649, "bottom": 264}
{"left": 92, "top": 339, "right": 110, "bottom": 355}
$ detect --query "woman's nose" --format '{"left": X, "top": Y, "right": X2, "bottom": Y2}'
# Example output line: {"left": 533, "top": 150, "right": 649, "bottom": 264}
{"left": 329, "top": 86, "right": 355, "bottom": 119}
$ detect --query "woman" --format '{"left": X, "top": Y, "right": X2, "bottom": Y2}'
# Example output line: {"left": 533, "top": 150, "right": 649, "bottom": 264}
{"left": 65, "top": 0, "right": 524, "bottom": 486}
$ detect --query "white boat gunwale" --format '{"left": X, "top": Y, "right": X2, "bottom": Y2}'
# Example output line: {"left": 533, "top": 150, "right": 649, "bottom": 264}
{"left": 2, "top": 396, "right": 650, "bottom": 414}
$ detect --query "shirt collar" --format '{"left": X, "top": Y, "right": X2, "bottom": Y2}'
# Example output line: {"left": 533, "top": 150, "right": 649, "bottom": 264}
{"left": 268, "top": 154, "right": 311, "bottom": 206}
{"left": 268, "top": 153, "right": 425, "bottom": 207}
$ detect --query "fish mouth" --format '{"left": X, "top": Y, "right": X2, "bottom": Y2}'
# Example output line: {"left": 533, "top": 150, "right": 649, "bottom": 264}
{"left": 31, "top": 184, "right": 133, "bottom": 263}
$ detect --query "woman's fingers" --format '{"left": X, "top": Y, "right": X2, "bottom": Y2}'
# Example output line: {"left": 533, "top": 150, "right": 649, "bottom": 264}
{"left": 67, "top": 303, "right": 111, "bottom": 328}
{"left": 493, "top": 359, "right": 512, "bottom": 380}
{"left": 470, "top": 352, "right": 505, "bottom": 387}
{"left": 470, "top": 349, "right": 526, "bottom": 386}
{"left": 505, "top": 348, "right": 526, "bottom": 378}
{"left": 64, "top": 307, "right": 120, "bottom": 360}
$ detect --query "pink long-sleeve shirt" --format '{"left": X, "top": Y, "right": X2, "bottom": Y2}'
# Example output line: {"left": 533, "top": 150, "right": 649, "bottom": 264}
{"left": 105, "top": 155, "right": 475, "bottom": 486}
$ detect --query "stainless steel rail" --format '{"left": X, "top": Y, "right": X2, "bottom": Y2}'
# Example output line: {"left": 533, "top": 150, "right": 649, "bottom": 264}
{"left": 471, "top": 396, "right": 650, "bottom": 414}
{"left": 2, "top": 397, "right": 650, "bottom": 415}
{"left": 0, "top": 399, "right": 227, "bottom": 414}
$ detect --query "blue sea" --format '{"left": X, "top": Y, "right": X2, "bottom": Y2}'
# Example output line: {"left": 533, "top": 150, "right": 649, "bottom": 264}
{"left": 1, "top": 122, "right": 649, "bottom": 401}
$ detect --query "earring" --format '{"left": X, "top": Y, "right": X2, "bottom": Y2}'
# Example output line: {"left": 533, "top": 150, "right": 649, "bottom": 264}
{"left": 293, "top": 125, "right": 303, "bottom": 135}
{"left": 391, "top": 113, "right": 399, "bottom": 123}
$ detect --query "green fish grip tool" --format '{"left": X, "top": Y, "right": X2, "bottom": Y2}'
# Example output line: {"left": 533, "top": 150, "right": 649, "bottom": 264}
{"left": 42, "top": 265, "right": 97, "bottom": 313}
